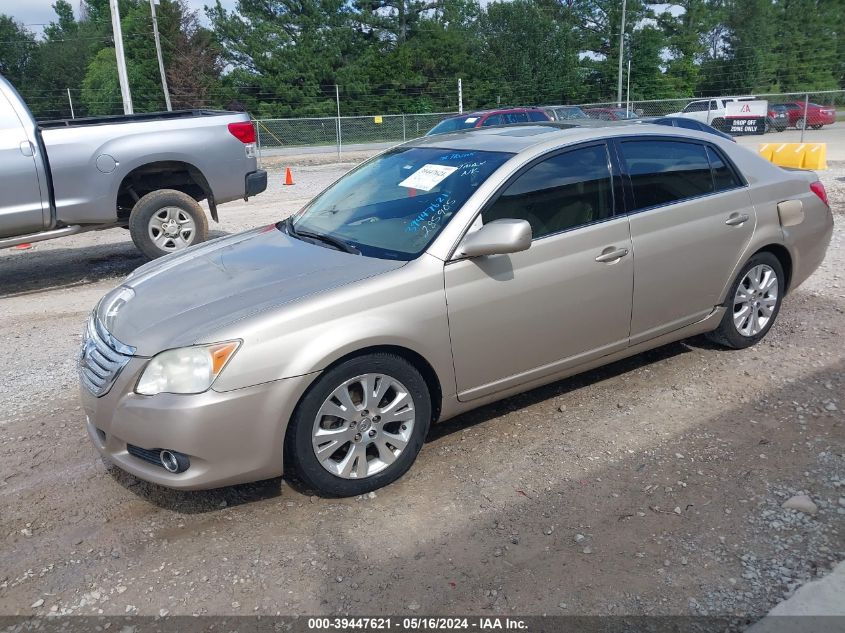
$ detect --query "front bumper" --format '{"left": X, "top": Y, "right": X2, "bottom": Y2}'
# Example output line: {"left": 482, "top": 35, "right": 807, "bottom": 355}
{"left": 246, "top": 169, "right": 268, "bottom": 198}
{"left": 80, "top": 357, "right": 316, "bottom": 490}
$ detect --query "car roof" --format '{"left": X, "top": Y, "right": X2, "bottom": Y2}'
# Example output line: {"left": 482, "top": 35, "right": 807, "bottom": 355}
{"left": 405, "top": 121, "right": 727, "bottom": 154}
{"left": 444, "top": 107, "right": 545, "bottom": 119}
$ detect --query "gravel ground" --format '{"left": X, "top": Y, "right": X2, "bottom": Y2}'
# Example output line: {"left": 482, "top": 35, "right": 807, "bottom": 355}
{"left": 0, "top": 161, "right": 843, "bottom": 621}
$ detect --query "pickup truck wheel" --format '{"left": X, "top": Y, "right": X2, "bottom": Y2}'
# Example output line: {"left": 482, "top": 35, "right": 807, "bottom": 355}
{"left": 129, "top": 189, "right": 208, "bottom": 259}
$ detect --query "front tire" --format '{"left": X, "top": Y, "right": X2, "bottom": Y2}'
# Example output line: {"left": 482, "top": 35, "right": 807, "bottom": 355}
{"left": 129, "top": 189, "right": 208, "bottom": 259}
{"left": 706, "top": 252, "right": 784, "bottom": 349}
{"left": 285, "top": 353, "right": 432, "bottom": 496}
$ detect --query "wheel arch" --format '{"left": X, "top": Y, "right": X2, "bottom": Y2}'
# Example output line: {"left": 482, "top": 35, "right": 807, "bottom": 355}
{"left": 306, "top": 344, "right": 443, "bottom": 425}
{"left": 116, "top": 160, "right": 218, "bottom": 222}
{"left": 753, "top": 243, "right": 793, "bottom": 293}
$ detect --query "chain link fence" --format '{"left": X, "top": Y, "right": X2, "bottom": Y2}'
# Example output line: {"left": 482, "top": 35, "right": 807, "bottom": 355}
{"left": 256, "top": 112, "right": 458, "bottom": 155}
{"left": 255, "top": 91, "right": 845, "bottom": 158}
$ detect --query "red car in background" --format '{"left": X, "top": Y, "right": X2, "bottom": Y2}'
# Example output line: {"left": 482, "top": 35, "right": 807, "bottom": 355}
{"left": 426, "top": 107, "right": 550, "bottom": 135}
{"left": 779, "top": 102, "right": 837, "bottom": 129}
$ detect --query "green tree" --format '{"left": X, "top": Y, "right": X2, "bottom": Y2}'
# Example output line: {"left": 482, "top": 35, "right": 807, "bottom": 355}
{"left": 0, "top": 16, "right": 37, "bottom": 91}
{"left": 771, "top": 0, "right": 840, "bottom": 92}
{"left": 476, "top": 0, "right": 583, "bottom": 106}
{"left": 654, "top": 1, "right": 722, "bottom": 95}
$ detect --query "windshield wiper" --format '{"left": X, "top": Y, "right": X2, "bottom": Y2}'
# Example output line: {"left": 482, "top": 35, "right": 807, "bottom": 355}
{"left": 285, "top": 218, "right": 360, "bottom": 255}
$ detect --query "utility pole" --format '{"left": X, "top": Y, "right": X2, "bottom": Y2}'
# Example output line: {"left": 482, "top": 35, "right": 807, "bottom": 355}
{"left": 109, "top": 0, "right": 133, "bottom": 114}
{"left": 616, "top": 0, "right": 627, "bottom": 108}
{"left": 67, "top": 88, "right": 75, "bottom": 119}
{"left": 626, "top": 58, "right": 631, "bottom": 115}
{"left": 335, "top": 84, "right": 342, "bottom": 159}
{"left": 150, "top": 0, "right": 172, "bottom": 111}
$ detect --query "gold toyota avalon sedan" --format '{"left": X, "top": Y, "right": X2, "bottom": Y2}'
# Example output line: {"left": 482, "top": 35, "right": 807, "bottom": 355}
{"left": 79, "top": 122, "right": 833, "bottom": 496}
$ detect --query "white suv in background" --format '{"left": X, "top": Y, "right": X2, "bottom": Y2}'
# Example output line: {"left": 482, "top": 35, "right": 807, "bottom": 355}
{"left": 669, "top": 97, "right": 756, "bottom": 131}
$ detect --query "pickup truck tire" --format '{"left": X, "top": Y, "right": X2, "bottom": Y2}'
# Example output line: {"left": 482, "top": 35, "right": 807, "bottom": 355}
{"left": 129, "top": 189, "right": 208, "bottom": 259}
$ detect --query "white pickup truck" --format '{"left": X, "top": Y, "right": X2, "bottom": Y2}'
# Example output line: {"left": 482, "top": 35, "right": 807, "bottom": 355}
{"left": 0, "top": 74, "right": 267, "bottom": 258}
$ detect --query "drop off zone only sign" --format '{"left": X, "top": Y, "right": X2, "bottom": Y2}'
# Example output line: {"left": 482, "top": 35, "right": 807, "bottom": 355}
{"left": 726, "top": 100, "right": 768, "bottom": 135}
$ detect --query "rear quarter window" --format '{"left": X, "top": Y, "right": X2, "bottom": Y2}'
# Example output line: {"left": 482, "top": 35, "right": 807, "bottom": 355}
{"left": 706, "top": 146, "right": 742, "bottom": 191}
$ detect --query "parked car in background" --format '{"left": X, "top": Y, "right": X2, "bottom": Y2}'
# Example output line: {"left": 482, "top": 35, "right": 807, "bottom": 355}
{"left": 650, "top": 116, "right": 736, "bottom": 141}
{"left": 668, "top": 96, "right": 756, "bottom": 131}
{"left": 81, "top": 122, "right": 832, "bottom": 495}
{"left": 767, "top": 104, "right": 789, "bottom": 132}
{"left": 426, "top": 108, "right": 550, "bottom": 135}
{"left": 542, "top": 105, "right": 589, "bottom": 121}
{"left": 0, "top": 74, "right": 267, "bottom": 258}
{"left": 778, "top": 102, "right": 837, "bottom": 129}
{"left": 584, "top": 108, "right": 639, "bottom": 121}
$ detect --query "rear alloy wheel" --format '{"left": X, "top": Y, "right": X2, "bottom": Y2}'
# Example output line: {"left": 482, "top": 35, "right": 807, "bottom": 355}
{"left": 706, "top": 252, "right": 784, "bottom": 349}
{"left": 129, "top": 189, "right": 208, "bottom": 259}
{"left": 286, "top": 354, "right": 431, "bottom": 496}
{"left": 795, "top": 118, "right": 806, "bottom": 130}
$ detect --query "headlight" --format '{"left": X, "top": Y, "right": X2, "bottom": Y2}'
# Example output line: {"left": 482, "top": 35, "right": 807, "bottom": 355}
{"left": 136, "top": 341, "right": 240, "bottom": 396}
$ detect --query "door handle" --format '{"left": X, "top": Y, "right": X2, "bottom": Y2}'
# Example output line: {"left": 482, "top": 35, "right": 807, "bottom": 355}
{"left": 725, "top": 213, "right": 750, "bottom": 226}
{"left": 595, "top": 247, "right": 629, "bottom": 263}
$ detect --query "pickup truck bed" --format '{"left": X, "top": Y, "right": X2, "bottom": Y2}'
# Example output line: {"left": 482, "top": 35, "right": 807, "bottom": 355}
{"left": 1, "top": 74, "right": 267, "bottom": 258}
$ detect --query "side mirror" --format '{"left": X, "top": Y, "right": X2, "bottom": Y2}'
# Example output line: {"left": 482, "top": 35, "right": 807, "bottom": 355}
{"left": 458, "top": 219, "right": 532, "bottom": 258}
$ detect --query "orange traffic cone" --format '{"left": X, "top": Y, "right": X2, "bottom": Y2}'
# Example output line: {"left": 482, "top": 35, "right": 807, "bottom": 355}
{"left": 284, "top": 167, "right": 294, "bottom": 186}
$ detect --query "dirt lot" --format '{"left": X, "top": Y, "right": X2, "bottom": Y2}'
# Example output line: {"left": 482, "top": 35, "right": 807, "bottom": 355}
{"left": 0, "top": 161, "right": 843, "bottom": 620}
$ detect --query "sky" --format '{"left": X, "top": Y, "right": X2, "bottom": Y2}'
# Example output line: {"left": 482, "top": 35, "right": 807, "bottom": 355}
{"left": 3, "top": 0, "right": 238, "bottom": 34}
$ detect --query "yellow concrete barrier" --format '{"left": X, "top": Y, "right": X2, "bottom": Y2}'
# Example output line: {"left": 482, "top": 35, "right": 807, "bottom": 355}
{"left": 802, "top": 143, "right": 827, "bottom": 170}
{"left": 763, "top": 142, "right": 829, "bottom": 170}
{"left": 771, "top": 143, "right": 807, "bottom": 169}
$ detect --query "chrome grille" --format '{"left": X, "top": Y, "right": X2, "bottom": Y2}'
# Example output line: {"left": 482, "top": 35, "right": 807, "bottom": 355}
{"left": 78, "top": 317, "right": 134, "bottom": 397}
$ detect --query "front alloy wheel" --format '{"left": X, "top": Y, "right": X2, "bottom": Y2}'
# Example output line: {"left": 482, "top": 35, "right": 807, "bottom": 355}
{"left": 286, "top": 353, "right": 431, "bottom": 496}
{"left": 312, "top": 373, "right": 416, "bottom": 479}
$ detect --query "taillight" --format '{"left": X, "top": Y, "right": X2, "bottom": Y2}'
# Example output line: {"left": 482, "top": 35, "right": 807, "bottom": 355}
{"left": 810, "top": 181, "right": 829, "bottom": 207}
{"left": 228, "top": 121, "right": 256, "bottom": 144}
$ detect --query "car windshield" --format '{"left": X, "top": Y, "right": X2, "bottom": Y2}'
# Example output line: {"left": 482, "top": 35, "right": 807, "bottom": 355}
{"left": 426, "top": 115, "right": 483, "bottom": 135}
{"left": 286, "top": 147, "right": 512, "bottom": 260}
{"left": 555, "top": 107, "right": 587, "bottom": 119}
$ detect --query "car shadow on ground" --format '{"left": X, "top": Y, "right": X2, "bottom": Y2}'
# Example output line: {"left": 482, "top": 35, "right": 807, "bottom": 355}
{"left": 111, "top": 339, "right": 696, "bottom": 511}
{"left": 0, "top": 231, "right": 232, "bottom": 298}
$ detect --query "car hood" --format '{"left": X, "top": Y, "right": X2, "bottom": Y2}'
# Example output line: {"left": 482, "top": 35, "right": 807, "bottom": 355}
{"left": 99, "top": 226, "right": 406, "bottom": 356}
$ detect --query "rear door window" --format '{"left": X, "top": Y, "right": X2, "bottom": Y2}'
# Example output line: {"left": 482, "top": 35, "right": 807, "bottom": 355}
{"left": 527, "top": 111, "right": 548, "bottom": 122}
{"left": 621, "top": 140, "right": 714, "bottom": 210}
{"left": 482, "top": 114, "right": 503, "bottom": 127}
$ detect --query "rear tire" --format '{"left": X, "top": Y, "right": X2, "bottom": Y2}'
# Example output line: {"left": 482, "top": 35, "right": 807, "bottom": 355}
{"left": 706, "top": 252, "right": 784, "bottom": 350}
{"left": 129, "top": 189, "right": 208, "bottom": 259}
{"left": 285, "top": 353, "right": 432, "bottom": 497}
